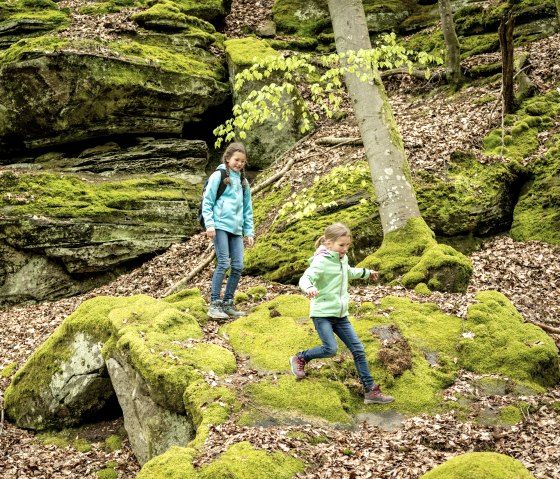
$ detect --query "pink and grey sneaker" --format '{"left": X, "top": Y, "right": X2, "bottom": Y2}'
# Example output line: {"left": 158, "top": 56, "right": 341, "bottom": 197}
{"left": 289, "top": 353, "right": 306, "bottom": 379}
{"left": 364, "top": 384, "right": 394, "bottom": 404}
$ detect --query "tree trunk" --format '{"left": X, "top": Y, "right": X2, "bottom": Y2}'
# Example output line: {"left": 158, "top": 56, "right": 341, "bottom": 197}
{"left": 556, "top": 0, "right": 560, "bottom": 29}
{"left": 326, "top": 0, "right": 421, "bottom": 233}
{"left": 499, "top": 11, "right": 515, "bottom": 114}
{"left": 438, "top": 0, "right": 463, "bottom": 85}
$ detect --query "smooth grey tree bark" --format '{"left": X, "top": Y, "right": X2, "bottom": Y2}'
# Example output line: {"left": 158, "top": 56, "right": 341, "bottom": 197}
{"left": 438, "top": 0, "right": 463, "bottom": 85}
{"left": 326, "top": 0, "right": 421, "bottom": 234}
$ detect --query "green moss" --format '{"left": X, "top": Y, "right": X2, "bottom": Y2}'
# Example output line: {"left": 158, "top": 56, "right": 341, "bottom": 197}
{"left": 483, "top": 90, "right": 560, "bottom": 162}
{"left": 420, "top": 452, "right": 536, "bottom": 479}
{"left": 183, "top": 380, "right": 240, "bottom": 450}
{"left": 247, "top": 162, "right": 382, "bottom": 283}
{"left": 137, "top": 446, "right": 198, "bottom": 479}
{"left": 244, "top": 376, "right": 353, "bottom": 424}
{"left": 0, "top": 36, "right": 69, "bottom": 64}
{"left": 162, "top": 288, "right": 209, "bottom": 323}
{"left": 272, "top": 0, "right": 331, "bottom": 37}
{"left": 199, "top": 441, "right": 305, "bottom": 479}
{"left": 459, "top": 291, "right": 559, "bottom": 389}
{"left": 104, "top": 434, "right": 123, "bottom": 452}
{"left": 510, "top": 132, "right": 560, "bottom": 245}
{"left": 267, "top": 36, "right": 319, "bottom": 52}
{"left": 225, "top": 295, "right": 312, "bottom": 371}
{"left": 106, "top": 295, "right": 237, "bottom": 413}
{"left": 1, "top": 362, "right": 18, "bottom": 378}
{"left": 358, "top": 217, "right": 472, "bottom": 292}
{"left": 498, "top": 405, "right": 523, "bottom": 425}
{"left": 247, "top": 285, "right": 267, "bottom": 300}
{"left": 36, "top": 429, "right": 92, "bottom": 452}
{"left": 131, "top": 1, "right": 217, "bottom": 34}
{"left": 4, "top": 295, "right": 131, "bottom": 429}
{"left": 414, "top": 282, "right": 431, "bottom": 295}
{"left": 0, "top": 171, "right": 195, "bottom": 222}
{"left": 224, "top": 36, "right": 279, "bottom": 67}
{"left": 235, "top": 292, "right": 250, "bottom": 304}
{"left": 97, "top": 468, "right": 118, "bottom": 479}
{"left": 460, "top": 33, "right": 500, "bottom": 58}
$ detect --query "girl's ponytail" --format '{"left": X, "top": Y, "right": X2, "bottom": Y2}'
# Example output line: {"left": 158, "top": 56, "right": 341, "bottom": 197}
{"left": 315, "top": 235, "right": 326, "bottom": 249}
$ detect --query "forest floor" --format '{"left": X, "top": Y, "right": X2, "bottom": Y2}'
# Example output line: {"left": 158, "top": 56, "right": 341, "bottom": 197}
{"left": 1, "top": 1, "right": 560, "bottom": 478}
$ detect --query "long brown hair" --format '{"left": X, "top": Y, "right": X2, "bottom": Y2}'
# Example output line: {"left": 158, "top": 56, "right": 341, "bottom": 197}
{"left": 222, "top": 142, "right": 248, "bottom": 189}
{"left": 315, "top": 222, "right": 352, "bottom": 248}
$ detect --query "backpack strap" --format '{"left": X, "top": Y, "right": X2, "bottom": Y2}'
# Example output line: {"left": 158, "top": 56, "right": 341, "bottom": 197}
{"left": 215, "top": 169, "right": 228, "bottom": 201}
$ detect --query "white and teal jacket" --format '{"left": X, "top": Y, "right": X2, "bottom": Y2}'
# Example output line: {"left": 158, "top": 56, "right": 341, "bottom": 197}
{"left": 201, "top": 164, "right": 254, "bottom": 237}
{"left": 299, "top": 246, "right": 373, "bottom": 318}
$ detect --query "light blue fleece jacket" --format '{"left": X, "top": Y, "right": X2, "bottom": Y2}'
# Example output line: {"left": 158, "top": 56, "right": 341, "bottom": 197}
{"left": 299, "top": 246, "right": 373, "bottom": 318}
{"left": 201, "top": 164, "right": 254, "bottom": 237}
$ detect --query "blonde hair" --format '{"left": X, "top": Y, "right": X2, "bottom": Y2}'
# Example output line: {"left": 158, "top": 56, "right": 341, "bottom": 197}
{"left": 222, "top": 142, "right": 248, "bottom": 190}
{"left": 315, "top": 222, "right": 352, "bottom": 248}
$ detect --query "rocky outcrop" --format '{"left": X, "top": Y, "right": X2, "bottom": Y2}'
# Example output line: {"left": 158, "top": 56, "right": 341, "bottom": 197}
{"left": 0, "top": 143, "right": 205, "bottom": 306}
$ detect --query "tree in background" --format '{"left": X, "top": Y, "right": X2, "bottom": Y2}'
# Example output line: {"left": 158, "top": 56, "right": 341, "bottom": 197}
{"left": 438, "top": 0, "right": 463, "bottom": 86}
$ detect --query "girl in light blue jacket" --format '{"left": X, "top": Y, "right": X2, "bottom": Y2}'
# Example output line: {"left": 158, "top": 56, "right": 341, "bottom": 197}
{"left": 201, "top": 142, "right": 254, "bottom": 320}
{"left": 290, "top": 222, "right": 394, "bottom": 404}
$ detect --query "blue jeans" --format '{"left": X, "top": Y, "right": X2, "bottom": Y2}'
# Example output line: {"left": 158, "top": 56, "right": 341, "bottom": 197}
{"left": 211, "top": 229, "right": 244, "bottom": 302}
{"left": 301, "top": 316, "right": 374, "bottom": 391}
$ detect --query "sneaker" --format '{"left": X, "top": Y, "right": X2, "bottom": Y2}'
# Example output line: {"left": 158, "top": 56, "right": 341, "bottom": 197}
{"left": 364, "top": 384, "right": 394, "bottom": 404}
{"left": 207, "top": 301, "right": 229, "bottom": 320}
{"left": 222, "top": 300, "right": 246, "bottom": 318}
{"left": 289, "top": 353, "right": 306, "bottom": 379}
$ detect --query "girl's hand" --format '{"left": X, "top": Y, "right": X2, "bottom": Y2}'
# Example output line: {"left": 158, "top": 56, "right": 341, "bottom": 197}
{"left": 369, "top": 270, "right": 379, "bottom": 281}
{"left": 206, "top": 227, "right": 216, "bottom": 239}
{"left": 306, "top": 286, "right": 319, "bottom": 298}
{"left": 246, "top": 236, "right": 255, "bottom": 248}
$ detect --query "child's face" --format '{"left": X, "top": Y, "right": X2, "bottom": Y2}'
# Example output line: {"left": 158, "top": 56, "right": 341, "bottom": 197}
{"left": 325, "top": 235, "right": 351, "bottom": 258}
{"left": 227, "top": 151, "right": 247, "bottom": 172}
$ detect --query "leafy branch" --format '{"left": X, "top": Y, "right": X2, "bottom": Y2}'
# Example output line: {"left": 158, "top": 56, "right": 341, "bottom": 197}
{"left": 214, "top": 33, "right": 443, "bottom": 148}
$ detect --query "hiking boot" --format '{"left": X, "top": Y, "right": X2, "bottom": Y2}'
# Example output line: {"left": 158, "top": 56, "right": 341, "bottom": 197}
{"left": 222, "top": 300, "right": 246, "bottom": 318}
{"left": 289, "top": 353, "right": 306, "bottom": 379}
{"left": 364, "top": 384, "right": 394, "bottom": 404}
{"left": 207, "top": 301, "right": 229, "bottom": 320}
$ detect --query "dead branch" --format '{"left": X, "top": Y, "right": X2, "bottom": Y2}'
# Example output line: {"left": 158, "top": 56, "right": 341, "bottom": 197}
{"left": 531, "top": 320, "right": 560, "bottom": 335}
{"left": 380, "top": 67, "right": 445, "bottom": 82}
{"left": 163, "top": 242, "right": 214, "bottom": 296}
{"left": 316, "top": 136, "right": 363, "bottom": 146}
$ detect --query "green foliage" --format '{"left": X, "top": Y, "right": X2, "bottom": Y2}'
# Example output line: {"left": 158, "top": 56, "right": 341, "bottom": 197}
{"left": 97, "top": 468, "right": 118, "bottom": 479}
{"left": 213, "top": 33, "right": 442, "bottom": 147}
{"left": 104, "top": 434, "right": 123, "bottom": 452}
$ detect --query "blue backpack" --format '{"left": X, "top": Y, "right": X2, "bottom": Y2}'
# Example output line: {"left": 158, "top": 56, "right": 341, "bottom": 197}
{"left": 198, "top": 169, "right": 227, "bottom": 229}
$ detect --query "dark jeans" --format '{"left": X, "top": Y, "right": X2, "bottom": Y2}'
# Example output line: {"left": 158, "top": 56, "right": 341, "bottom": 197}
{"left": 210, "top": 229, "right": 244, "bottom": 302}
{"left": 301, "top": 316, "right": 374, "bottom": 391}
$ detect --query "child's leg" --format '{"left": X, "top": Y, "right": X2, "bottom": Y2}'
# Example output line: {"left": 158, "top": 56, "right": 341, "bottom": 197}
{"left": 210, "top": 229, "right": 231, "bottom": 302}
{"left": 301, "top": 317, "right": 338, "bottom": 361}
{"left": 332, "top": 317, "right": 374, "bottom": 391}
{"left": 222, "top": 233, "right": 244, "bottom": 302}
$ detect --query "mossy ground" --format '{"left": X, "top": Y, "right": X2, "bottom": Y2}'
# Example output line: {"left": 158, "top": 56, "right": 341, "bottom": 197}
{"left": 420, "top": 452, "right": 536, "bottom": 479}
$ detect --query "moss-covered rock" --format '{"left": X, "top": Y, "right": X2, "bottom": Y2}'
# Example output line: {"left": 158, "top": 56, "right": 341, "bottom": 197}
{"left": 510, "top": 133, "right": 560, "bottom": 245}
{"left": 359, "top": 217, "right": 473, "bottom": 293}
{"left": 459, "top": 291, "right": 560, "bottom": 389}
{"left": 416, "top": 151, "right": 523, "bottom": 237}
{"left": 4, "top": 295, "right": 129, "bottom": 429}
{"left": 420, "top": 452, "right": 536, "bottom": 479}
{"left": 0, "top": 171, "right": 201, "bottom": 306}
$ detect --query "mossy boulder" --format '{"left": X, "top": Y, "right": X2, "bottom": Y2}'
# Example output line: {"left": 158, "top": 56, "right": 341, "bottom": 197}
{"left": 223, "top": 37, "right": 307, "bottom": 168}
{"left": 416, "top": 151, "right": 523, "bottom": 237}
{"left": 0, "top": 171, "right": 202, "bottom": 306}
{"left": 420, "top": 452, "right": 536, "bottom": 479}
{"left": 4, "top": 289, "right": 237, "bottom": 466}
{"left": 0, "top": 41, "right": 228, "bottom": 151}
